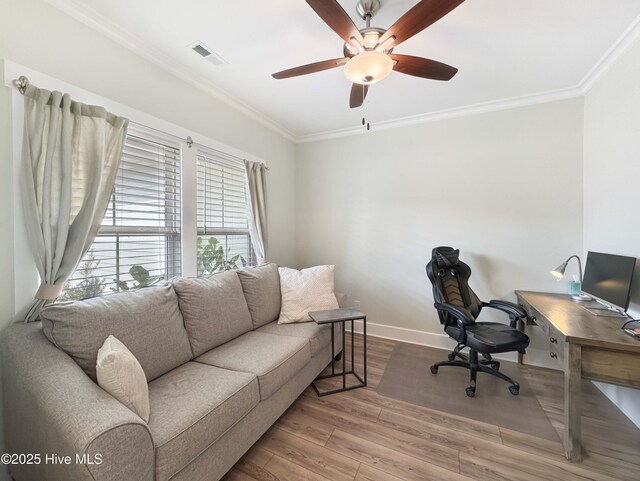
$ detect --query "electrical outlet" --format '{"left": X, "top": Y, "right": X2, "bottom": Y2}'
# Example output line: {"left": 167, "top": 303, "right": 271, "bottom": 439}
{"left": 354, "top": 300, "right": 361, "bottom": 310}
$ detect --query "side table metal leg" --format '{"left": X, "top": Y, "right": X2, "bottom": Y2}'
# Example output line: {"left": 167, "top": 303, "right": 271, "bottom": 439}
{"left": 331, "top": 323, "right": 335, "bottom": 375}
{"left": 363, "top": 316, "right": 367, "bottom": 386}
{"left": 342, "top": 321, "right": 346, "bottom": 390}
{"left": 351, "top": 319, "right": 355, "bottom": 374}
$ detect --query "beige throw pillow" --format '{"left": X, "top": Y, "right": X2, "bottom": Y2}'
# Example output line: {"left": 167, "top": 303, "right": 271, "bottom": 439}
{"left": 278, "top": 265, "right": 339, "bottom": 324}
{"left": 96, "top": 335, "right": 150, "bottom": 422}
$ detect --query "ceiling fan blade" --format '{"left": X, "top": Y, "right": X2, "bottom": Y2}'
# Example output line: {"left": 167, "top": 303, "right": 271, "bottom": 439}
{"left": 390, "top": 54, "right": 458, "bottom": 81}
{"left": 379, "top": 0, "right": 465, "bottom": 48}
{"left": 272, "top": 57, "right": 348, "bottom": 79}
{"left": 306, "top": 0, "right": 364, "bottom": 46}
{"left": 349, "top": 83, "right": 369, "bottom": 108}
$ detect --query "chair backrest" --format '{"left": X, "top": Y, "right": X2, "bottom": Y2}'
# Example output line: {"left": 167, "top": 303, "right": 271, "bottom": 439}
{"left": 426, "top": 246, "right": 483, "bottom": 326}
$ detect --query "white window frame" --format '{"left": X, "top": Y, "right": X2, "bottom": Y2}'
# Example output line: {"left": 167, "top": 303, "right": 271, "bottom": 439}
{"left": 4, "top": 60, "right": 267, "bottom": 312}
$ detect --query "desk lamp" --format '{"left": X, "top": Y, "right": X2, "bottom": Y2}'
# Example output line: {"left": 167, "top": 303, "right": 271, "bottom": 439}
{"left": 551, "top": 255, "right": 592, "bottom": 301}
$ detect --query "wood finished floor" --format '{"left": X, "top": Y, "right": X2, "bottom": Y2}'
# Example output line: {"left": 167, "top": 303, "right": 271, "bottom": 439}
{"left": 222, "top": 335, "right": 640, "bottom": 481}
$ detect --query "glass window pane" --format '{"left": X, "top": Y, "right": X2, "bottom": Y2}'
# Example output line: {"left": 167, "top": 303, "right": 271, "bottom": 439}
{"left": 196, "top": 148, "right": 254, "bottom": 277}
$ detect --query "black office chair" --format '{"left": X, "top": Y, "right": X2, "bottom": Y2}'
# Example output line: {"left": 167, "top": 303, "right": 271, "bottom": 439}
{"left": 426, "top": 246, "right": 530, "bottom": 397}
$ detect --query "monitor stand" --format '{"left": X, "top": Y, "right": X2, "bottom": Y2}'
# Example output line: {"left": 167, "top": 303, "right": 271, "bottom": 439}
{"left": 582, "top": 299, "right": 629, "bottom": 318}
{"left": 572, "top": 292, "right": 592, "bottom": 301}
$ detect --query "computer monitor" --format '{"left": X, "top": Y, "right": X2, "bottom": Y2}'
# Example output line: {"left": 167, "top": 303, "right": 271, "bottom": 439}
{"left": 581, "top": 251, "right": 636, "bottom": 312}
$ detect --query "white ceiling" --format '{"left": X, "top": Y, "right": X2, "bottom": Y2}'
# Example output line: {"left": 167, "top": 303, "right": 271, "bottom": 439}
{"left": 50, "top": 0, "right": 640, "bottom": 141}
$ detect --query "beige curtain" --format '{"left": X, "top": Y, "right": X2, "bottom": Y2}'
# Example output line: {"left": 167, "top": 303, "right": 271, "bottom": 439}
{"left": 244, "top": 160, "right": 267, "bottom": 265}
{"left": 21, "top": 84, "right": 128, "bottom": 322}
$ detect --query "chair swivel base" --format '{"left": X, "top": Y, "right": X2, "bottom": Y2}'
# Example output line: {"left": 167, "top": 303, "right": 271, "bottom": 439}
{"left": 430, "top": 348, "right": 520, "bottom": 398}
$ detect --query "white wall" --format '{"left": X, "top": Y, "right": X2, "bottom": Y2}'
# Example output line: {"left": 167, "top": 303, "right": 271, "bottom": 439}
{"left": 0, "top": 0, "right": 297, "bottom": 476}
{"left": 584, "top": 36, "right": 640, "bottom": 427}
{"left": 296, "top": 98, "right": 584, "bottom": 361}
{"left": 0, "top": 60, "right": 13, "bottom": 481}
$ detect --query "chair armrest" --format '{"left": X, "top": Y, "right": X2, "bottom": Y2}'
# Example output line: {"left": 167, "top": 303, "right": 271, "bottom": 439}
{"left": 434, "top": 302, "right": 475, "bottom": 327}
{"left": 1, "top": 322, "right": 154, "bottom": 481}
{"left": 483, "top": 300, "right": 526, "bottom": 327}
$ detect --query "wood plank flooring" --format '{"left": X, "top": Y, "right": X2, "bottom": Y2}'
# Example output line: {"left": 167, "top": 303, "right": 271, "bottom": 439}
{"left": 223, "top": 335, "right": 640, "bottom": 481}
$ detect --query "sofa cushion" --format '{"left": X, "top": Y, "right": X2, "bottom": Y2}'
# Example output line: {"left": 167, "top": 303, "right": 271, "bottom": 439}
{"left": 41, "top": 284, "right": 192, "bottom": 382}
{"left": 257, "top": 320, "right": 341, "bottom": 358}
{"left": 172, "top": 271, "right": 254, "bottom": 357}
{"left": 237, "top": 263, "right": 281, "bottom": 329}
{"left": 195, "top": 331, "right": 311, "bottom": 400}
{"left": 148, "top": 362, "right": 259, "bottom": 481}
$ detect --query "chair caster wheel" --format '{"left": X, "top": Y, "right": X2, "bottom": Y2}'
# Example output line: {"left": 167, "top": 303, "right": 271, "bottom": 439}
{"left": 430, "top": 365, "right": 438, "bottom": 374}
{"left": 465, "top": 387, "right": 476, "bottom": 398}
{"left": 493, "top": 362, "right": 500, "bottom": 371}
{"left": 447, "top": 353, "right": 455, "bottom": 361}
{"left": 509, "top": 385, "right": 520, "bottom": 396}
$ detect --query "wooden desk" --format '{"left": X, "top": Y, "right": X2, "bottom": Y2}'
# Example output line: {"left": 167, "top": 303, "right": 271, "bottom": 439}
{"left": 515, "top": 291, "right": 640, "bottom": 462}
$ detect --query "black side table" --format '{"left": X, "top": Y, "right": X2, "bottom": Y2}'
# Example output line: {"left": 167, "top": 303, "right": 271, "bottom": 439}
{"left": 309, "top": 308, "right": 367, "bottom": 396}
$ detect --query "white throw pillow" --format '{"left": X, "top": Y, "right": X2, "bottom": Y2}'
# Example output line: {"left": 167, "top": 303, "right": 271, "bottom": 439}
{"left": 278, "top": 265, "right": 339, "bottom": 324}
{"left": 96, "top": 335, "right": 150, "bottom": 422}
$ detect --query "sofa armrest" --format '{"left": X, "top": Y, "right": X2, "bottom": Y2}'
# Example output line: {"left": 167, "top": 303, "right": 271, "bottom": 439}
{"left": 1, "top": 322, "right": 154, "bottom": 481}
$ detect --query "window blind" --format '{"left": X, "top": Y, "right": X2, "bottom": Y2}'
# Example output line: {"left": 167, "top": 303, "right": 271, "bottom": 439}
{"left": 196, "top": 148, "right": 254, "bottom": 276}
{"left": 62, "top": 125, "right": 182, "bottom": 300}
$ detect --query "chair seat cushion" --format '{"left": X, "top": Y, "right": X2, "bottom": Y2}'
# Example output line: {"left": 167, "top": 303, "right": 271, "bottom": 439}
{"left": 446, "top": 322, "right": 530, "bottom": 354}
{"left": 256, "top": 320, "right": 341, "bottom": 357}
{"left": 148, "top": 362, "right": 259, "bottom": 481}
{"left": 194, "top": 331, "right": 311, "bottom": 400}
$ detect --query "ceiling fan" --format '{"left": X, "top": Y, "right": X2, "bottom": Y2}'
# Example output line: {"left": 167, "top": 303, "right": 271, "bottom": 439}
{"left": 272, "top": 0, "right": 465, "bottom": 108}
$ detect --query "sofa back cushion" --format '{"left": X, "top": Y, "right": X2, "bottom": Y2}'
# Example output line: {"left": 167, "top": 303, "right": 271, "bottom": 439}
{"left": 236, "top": 263, "right": 281, "bottom": 329}
{"left": 41, "top": 284, "right": 192, "bottom": 382}
{"left": 172, "top": 271, "right": 254, "bottom": 356}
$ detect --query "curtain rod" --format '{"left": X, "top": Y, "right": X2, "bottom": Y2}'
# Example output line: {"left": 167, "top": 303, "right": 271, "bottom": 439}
{"left": 11, "top": 74, "right": 269, "bottom": 170}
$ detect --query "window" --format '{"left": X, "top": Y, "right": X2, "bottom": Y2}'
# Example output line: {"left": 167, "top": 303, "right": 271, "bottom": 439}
{"left": 62, "top": 125, "right": 182, "bottom": 300}
{"left": 196, "top": 148, "right": 254, "bottom": 277}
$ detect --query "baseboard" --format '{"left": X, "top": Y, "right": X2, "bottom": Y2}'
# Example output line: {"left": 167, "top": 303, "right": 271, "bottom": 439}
{"left": 350, "top": 320, "right": 453, "bottom": 350}
{"left": 348, "top": 320, "right": 558, "bottom": 369}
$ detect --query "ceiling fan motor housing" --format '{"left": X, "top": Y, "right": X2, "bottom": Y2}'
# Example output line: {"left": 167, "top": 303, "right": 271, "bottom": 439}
{"left": 356, "top": 0, "right": 381, "bottom": 20}
{"left": 343, "top": 28, "right": 391, "bottom": 57}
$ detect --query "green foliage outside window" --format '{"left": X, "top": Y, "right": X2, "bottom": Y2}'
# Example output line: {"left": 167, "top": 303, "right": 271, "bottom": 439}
{"left": 112, "top": 265, "right": 164, "bottom": 292}
{"left": 60, "top": 253, "right": 106, "bottom": 301}
{"left": 196, "top": 236, "right": 247, "bottom": 277}
{"left": 61, "top": 235, "right": 246, "bottom": 300}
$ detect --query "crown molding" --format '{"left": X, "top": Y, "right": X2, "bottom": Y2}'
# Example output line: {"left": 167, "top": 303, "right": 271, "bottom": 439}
{"left": 297, "top": 86, "right": 583, "bottom": 143}
{"left": 578, "top": 14, "right": 640, "bottom": 94}
{"left": 43, "top": 1, "right": 640, "bottom": 144}
{"left": 43, "top": 0, "right": 296, "bottom": 142}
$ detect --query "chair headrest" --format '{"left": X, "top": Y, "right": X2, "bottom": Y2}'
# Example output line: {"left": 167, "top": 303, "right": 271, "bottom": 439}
{"left": 432, "top": 246, "right": 460, "bottom": 268}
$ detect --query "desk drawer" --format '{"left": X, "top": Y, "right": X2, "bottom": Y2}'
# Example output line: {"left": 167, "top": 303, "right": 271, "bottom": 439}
{"left": 582, "top": 346, "right": 640, "bottom": 388}
{"left": 519, "top": 301, "right": 549, "bottom": 334}
{"left": 548, "top": 326, "right": 565, "bottom": 366}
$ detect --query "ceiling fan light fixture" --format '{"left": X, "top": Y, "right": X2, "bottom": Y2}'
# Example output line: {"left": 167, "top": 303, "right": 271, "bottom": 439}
{"left": 344, "top": 51, "right": 393, "bottom": 85}
{"left": 363, "top": 30, "right": 379, "bottom": 49}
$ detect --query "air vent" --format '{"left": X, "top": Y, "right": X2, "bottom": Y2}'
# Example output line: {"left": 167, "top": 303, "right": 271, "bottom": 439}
{"left": 189, "top": 41, "right": 227, "bottom": 66}
{"left": 192, "top": 44, "right": 211, "bottom": 57}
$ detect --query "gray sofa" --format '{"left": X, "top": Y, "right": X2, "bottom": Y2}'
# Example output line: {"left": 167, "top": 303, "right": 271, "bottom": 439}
{"left": 1, "top": 264, "right": 343, "bottom": 481}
